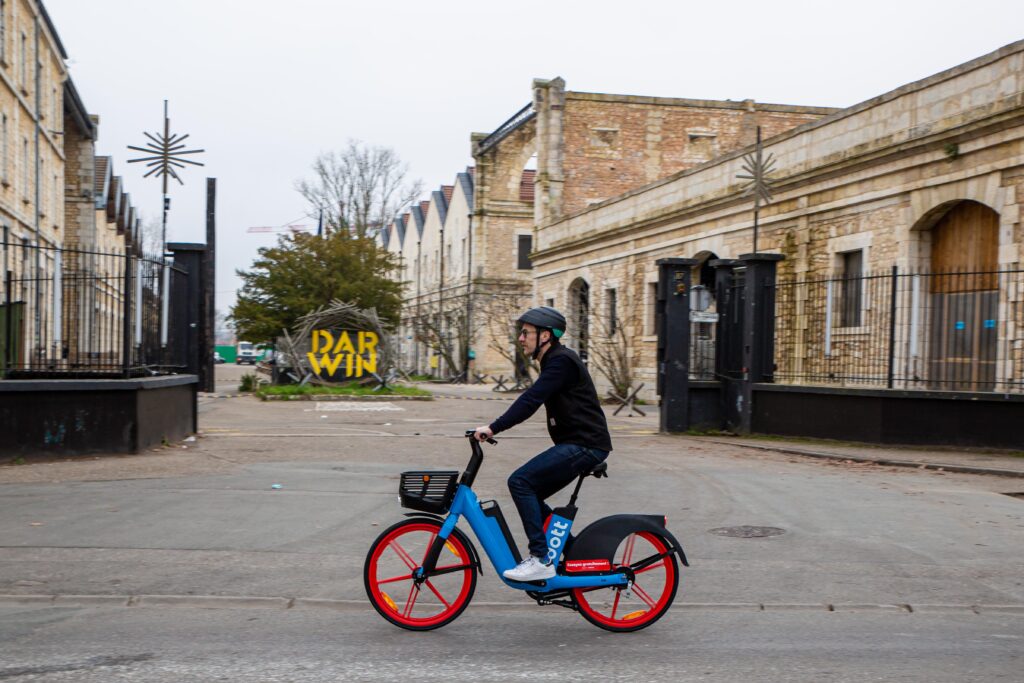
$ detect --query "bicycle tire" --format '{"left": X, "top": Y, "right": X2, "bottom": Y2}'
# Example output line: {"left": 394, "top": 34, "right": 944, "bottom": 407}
{"left": 364, "top": 518, "right": 477, "bottom": 631}
{"left": 571, "top": 531, "right": 679, "bottom": 632}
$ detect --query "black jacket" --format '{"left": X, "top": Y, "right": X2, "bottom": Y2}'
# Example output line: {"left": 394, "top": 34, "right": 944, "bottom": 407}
{"left": 488, "top": 344, "right": 613, "bottom": 453}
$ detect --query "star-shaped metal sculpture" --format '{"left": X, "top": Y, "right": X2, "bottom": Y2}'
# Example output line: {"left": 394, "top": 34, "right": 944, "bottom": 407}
{"left": 736, "top": 127, "right": 776, "bottom": 254}
{"left": 126, "top": 100, "right": 205, "bottom": 251}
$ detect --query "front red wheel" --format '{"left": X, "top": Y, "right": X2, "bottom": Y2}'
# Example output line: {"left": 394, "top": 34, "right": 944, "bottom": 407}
{"left": 364, "top": 519, "right": 477, "bottom": 630}
{"left": 571, "top": 531, "right": 679, "bottom": 632}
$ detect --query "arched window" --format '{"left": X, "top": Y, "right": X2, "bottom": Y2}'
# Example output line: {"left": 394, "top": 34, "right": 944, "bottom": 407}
{"left": 567, "top": 278, "right": 590, "bottom": 363}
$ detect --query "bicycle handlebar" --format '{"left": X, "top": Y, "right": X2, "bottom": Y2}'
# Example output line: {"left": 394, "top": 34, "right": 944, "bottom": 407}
{"left": 464, "top": 429, "right": 497, "bottom": 445}
{"left": 460, "top": 431, "right": 495, "bottom": 488}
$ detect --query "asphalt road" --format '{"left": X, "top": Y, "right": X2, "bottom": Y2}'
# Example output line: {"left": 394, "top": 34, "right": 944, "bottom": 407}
{"left": 1, "top": 604, "right": 1020, "bottom": 682}
{"left": 0, "top": 365, "right": 1021, "bottom": 681}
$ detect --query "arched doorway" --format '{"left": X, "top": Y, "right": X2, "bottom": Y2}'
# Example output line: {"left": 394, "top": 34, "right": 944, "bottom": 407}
{"left": 568, "top": 278, "right": 590, "bottom": 364}
{"left": 927, "top": 200, "right": 999, "bottom": 391}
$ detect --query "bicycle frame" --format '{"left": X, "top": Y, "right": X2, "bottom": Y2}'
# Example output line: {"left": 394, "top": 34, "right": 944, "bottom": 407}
{"left": 415, "top": 438, "right": 630, "bottom": 593}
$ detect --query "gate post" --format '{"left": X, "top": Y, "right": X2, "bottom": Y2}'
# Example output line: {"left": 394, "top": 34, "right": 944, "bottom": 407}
{"left": 711, "top": 259, "right": 742, "bottom": 430}
{"left": 656, "top": 258, "right": 697, "bottom": 433}
{"left": 167, "top": 243, "right": 207, "bottom": 378}
{"left": 737, "top": 253, "right": 783, "bottom": 433}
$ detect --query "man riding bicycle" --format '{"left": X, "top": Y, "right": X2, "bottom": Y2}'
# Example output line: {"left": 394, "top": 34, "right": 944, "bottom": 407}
{"left": 474, "top": 306, "right": 612, "bottom": 582}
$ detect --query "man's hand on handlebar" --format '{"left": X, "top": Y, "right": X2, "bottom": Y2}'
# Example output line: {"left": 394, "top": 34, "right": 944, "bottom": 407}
{"left": 472, "top": 426, "right": 494, "bottom": 443}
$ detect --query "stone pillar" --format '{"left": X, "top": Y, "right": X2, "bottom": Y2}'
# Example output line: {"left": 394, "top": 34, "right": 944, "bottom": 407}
{"left": 533, "top": 77, "right": 565, "bottom": 227}
{"left": 656, "top": 257, "right": 696, "bottom": 433}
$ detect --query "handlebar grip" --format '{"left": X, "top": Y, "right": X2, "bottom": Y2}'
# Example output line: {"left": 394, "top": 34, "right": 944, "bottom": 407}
{"left": 463, "top": 429, "right": 497, "bottom": 445}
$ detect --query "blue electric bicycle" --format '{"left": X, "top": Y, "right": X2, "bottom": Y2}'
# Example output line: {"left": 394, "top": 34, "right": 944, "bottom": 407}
{"left": 364, "top": 432, "right": 689, "bottom": 632}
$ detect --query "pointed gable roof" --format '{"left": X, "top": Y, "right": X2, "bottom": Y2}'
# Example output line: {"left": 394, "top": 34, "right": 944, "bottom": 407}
{"left": 456, "top": 170, "right": 474, "bottom": 210}
{"left": 94, "top": 156, "right": 111, "bottom": 209}
{"left": 394, "top": 217, "right": 406, "bottom": 246}
{"left": 441, "top": 185, "right": 454, "bottom": 203}
{"left": 410, "top": 204, "right": 426, "bottom": 239}
{"left": 380, "top": 222, "right": 391, "bottom": 249}
{"left": 432, "top": 189, "right": 448, "bottom": 225}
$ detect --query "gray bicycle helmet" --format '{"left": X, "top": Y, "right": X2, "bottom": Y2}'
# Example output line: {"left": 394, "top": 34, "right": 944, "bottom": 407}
{"left": 517, "top": 306, "right": 566, "bottom": 359}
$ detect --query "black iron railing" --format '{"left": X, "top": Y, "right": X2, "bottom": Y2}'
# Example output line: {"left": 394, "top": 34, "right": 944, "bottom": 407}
{"left": 771, "top": 268, "right": 1024, "bottom": 393}
{"left": 0, "top": 238, "right": 188, "bottom": 378}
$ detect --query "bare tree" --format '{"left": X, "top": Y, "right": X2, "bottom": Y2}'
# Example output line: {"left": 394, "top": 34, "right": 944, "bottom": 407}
{"left": 138, "top": 216, "right": 163, "bottom": 260}
{"left": 476, "top": 289, "right": 537, "bottom": 380}
{"left": 411, "top": 295, "right": 471, "bottom": 379}
{"left": 296, "top": 141, "right": 423, "bottom": 239}
{"left": 587, "top": 286, "right": 638, "bottom": 399}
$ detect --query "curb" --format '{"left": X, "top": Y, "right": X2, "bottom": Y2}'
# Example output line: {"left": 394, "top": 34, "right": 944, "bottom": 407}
{"left": 1, "top": 594, "right": 1022, "bottom": 614}
{"left": 431, "top": 394, "right": 516, "bottom": 401}
{"left": 697, "top": 438, "right": 1024, "bottom": 479}
{"left": 259, "top": 394, "right": 433, "bottom": 402}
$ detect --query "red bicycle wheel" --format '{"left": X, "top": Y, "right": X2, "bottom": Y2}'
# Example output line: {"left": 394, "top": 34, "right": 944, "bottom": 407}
{"left": 364, "top": 519, "right": 477, "bottom": 630}
{"left": 571, "top": 531, "right": 679, "bottom": 632}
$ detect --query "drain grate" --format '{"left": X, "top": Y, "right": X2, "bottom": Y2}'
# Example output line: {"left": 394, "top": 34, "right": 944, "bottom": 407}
{"left": 708, "top": 525, "right": 786, "bottom": 538}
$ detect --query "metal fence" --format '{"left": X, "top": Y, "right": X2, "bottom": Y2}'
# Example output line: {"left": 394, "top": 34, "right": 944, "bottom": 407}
{"left": 690, "top": 319, "right": 716, "bottom": 380}
{"left": 1, "top": 237, "right": 187, "bottom": 378}
{"left": 772, "top": 267, "right": 1024, "bottom": 393}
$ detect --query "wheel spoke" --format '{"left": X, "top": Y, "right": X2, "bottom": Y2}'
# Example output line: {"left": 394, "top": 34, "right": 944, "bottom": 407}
{"left": 402, "top": 584, "right": 420, "bottom": 617}
{"left": 610, "top": 589, "right": 621, "bottom": 619}
{"left": 632, "top": 583, "right": 658, "bottom": 609}
{"left": 634, "top": 560, "right": 666, "bottom": 575}
{"left": 377, "top": 573, "right": 413, "bottom": 585}
{"left": 391, "top": 541, "right": 417, "bottom": 570}
{"left": 423, "top": 580, "right": 452, "bottom": 608}
{"left": 621, "top": 534, "right": 637, "bottom": 565}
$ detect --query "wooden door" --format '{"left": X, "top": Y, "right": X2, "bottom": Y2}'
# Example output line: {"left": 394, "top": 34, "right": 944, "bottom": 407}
{"left": 928, "top": 201, "right": 999, "bottom": 391}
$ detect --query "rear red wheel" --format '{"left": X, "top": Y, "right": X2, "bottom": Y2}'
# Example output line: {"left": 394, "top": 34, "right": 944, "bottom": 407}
{"left": 571, "top": 531, "right": 679, "bottom": 632}
{"left": 364, "top": 519, "right": 477, "bottom": 630}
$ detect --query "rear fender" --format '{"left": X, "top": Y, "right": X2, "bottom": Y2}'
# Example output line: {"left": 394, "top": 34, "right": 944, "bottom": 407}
{"left": 566, "top": 514, "right": 689, "bottom": 567}
{"left": 401, "top": 513, "right": 483, "bottom": 575}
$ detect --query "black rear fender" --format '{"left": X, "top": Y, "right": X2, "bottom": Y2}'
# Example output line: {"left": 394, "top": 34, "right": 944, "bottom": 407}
{"left": 566, "top": 514, "right": 689, "bottom": 567}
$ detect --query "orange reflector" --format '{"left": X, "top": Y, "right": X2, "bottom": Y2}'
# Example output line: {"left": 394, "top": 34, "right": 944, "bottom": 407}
{"left": 623, "top": 610, "right": 647, "bottom": 621}
{"left": 381, "top": 591, "right": 398, "bottom": 612}
{"left": 422, "top": 475, "right": 431, "bottom": 483}
{"left": 445, "top": 541, "right": 458, "bottom": 555}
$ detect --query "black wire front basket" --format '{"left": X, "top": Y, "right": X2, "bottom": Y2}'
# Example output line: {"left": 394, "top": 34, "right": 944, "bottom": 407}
{"left": 399, "top": 471, "right": 460, "bottom": 514}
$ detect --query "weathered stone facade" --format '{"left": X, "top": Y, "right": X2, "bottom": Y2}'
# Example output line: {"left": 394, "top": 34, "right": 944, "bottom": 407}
{"left": 388, "top": 80, "right": 833, "bottom": 380}
{"left": 531, "top": 41, "right": 1024, "bottom": 398}
{"left": 0, "top": 1, "right": 138, "bottom": 371}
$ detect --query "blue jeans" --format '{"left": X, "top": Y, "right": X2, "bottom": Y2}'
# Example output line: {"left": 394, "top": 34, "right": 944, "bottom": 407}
{"left": 507, "top": 443, "right": 609, "bottom": 559}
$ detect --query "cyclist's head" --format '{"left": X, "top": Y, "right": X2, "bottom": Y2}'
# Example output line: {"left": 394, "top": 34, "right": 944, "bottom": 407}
{"left": 516, "top": 306, "right": 566, "bottom": 360}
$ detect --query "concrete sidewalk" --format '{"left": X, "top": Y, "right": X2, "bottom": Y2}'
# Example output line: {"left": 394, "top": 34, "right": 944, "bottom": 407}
{"left": 418, "top": 378, "right": 1024, "bottom": 478}
{"left": 691, "top": 435, "right": 1024, "bottom": 479}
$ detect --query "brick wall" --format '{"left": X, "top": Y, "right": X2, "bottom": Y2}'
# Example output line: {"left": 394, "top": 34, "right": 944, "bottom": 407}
{"left": 557, "top": 94, "right": 831, "bottom": 218}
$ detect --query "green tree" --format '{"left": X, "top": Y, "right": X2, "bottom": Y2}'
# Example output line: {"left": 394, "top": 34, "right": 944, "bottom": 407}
{"left": 231, "top": 231, "right": 402, "bottom": 343}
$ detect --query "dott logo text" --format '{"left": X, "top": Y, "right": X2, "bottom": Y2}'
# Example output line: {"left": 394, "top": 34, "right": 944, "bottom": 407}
{"left": 307, "top": 329, "right": 378, "bottom": 378}
{"left": 546, "top": 519, "right": 570, "bottom": 563}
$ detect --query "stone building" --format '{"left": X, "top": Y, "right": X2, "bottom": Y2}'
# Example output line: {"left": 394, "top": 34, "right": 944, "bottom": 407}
{"left": 529, "top": 41, "right": 1024, "bottom": 398}
{"left": 387, "top": 81, "right": 832, "bottom": 379}
{"left": 0, "top": 0, "right": 139, "bottom": 372}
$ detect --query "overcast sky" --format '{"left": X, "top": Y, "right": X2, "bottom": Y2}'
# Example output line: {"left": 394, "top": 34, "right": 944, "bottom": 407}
{"left": 46, "top": 0, "right": 1024, "bottom": 314}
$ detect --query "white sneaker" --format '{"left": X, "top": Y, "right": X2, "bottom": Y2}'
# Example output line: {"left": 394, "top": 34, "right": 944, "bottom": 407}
{"left": 503, "top": 555, "right": 556, "bottom": 582}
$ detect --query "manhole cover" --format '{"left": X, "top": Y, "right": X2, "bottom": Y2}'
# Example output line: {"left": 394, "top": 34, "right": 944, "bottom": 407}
{"left": 708, "top": 526, "right": 786, "bottom": 538}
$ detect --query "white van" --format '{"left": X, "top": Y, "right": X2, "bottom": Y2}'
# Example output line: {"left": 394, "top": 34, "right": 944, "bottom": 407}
{"left": 236, "top": 341, "right": 257, "bottom": 365}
